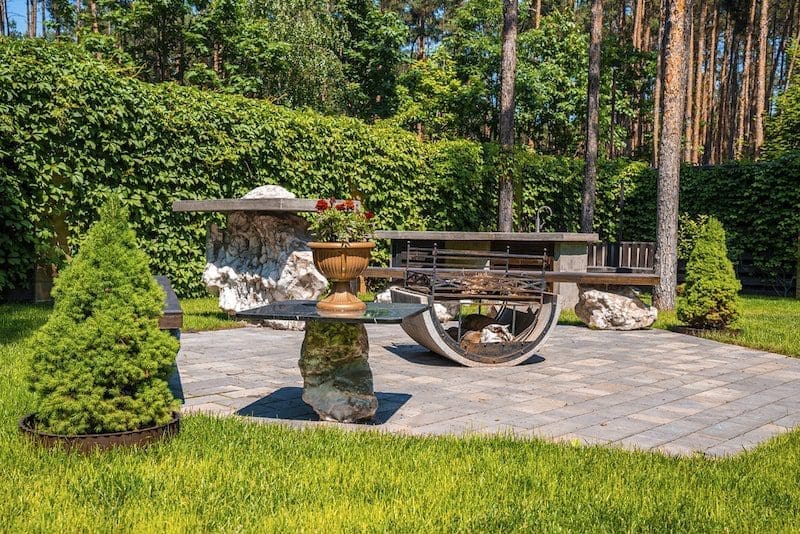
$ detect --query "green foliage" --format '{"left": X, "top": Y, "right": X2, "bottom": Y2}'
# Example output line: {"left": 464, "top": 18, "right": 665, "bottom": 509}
{"left": 28, "top": 199, "right": 179, "bottom": 435}
{"left": 2, "top": 39, "right": 798, "bottom": 297}
{"left": 71, "top": 0, "right": 405, "bottom": 116}
{"left": 621, "top": 160, "right": 800, "bottom": 284}
{"left": 0, "top": 38, "right": 428, "bottom": 296}
{"left": 678, "top": 218, "right": 742, "bottom": 330}
{"left": 391, "top": 49, "right": 488, "bottom": 140}
{"left": 763, "top": 71, "right": 800, "bottom": 159}
{"left": 677, "top": 214, "right": 710, "bottom": 261}
{"left": 339, "top": 0, "right": 408, "bottom": 120}
{"left": 308, "top": 200, "right": 375, "bottom": 242}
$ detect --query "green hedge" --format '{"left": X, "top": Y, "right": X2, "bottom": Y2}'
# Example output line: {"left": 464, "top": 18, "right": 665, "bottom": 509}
{"left": 1, "top": 39, "right": 430, "bottom": 296}
{"left": 1, "top": 39, "right": 798, "bottom": 297}
{"left": 621, "top": 160, "right": 800, "bottom": 280}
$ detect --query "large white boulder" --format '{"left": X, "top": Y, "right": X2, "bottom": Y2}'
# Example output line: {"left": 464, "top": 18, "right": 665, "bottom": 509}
{"left": 242, "top": 185, "right": 297, "bottom": 199}
{"left": 575, "top": 285, "right": 657, "bottom": 330}
{"left": 203, "top": 186, "right": 327, "bottom": 330}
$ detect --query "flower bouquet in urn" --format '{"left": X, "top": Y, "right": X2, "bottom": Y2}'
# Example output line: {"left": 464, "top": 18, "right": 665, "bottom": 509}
{"left": 307, "top": 199, "right": 375, "bottom": 313}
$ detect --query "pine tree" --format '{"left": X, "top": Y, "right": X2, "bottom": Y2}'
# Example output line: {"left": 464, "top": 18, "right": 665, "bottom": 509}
{"left": 29, "top": 199, "right": 179, "bottom": 435}
{"left": 677, "top": 217, "right": 741, "bottom": 329}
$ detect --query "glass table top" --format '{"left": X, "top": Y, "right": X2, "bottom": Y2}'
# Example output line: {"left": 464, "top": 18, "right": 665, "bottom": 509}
{"left": 236, "top": 300, "right": 429, "bottom": 324}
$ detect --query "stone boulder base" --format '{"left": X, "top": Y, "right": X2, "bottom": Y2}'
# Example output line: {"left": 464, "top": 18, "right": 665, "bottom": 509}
{"left": 575, "top": 285, "right": 657, "bottom": 330}
{"left": 299, "top": 321, "right": 378, "bottom": 422}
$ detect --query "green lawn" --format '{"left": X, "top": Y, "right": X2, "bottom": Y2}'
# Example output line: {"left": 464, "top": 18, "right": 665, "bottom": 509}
{"left": 1, "top": 298, "right": 799, "bottom": 530}
{"left": 180, "top": 297, "right": 246, "bottom": 332}
{"left": 560, "top": 294, "right": 800, "bottom": 358}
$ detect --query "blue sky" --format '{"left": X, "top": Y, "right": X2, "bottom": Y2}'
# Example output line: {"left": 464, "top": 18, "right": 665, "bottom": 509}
{"left": 6, "top": 0, "right": 44, "bottom": 35}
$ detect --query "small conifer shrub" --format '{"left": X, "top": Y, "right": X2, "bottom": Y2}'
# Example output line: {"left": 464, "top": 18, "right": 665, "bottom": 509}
{"left": 677, "top": 217, "right": 742, "bottom": 329}
{"left": 29, "top": 199, "right": 179, "bottom": 435}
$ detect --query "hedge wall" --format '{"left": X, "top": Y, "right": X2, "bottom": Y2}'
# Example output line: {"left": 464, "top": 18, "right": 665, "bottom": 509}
{"left": 1, "top": 39, "right": 431, "bottom": 296}
{"left": 2, "top": 39, "right": 798, "bottom": 297}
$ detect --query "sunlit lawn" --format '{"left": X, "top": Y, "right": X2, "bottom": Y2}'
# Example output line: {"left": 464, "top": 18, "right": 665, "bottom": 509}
{"left": 560, "top": 294, "right": 800, "bottom": 359}
{"left": 1, "top": 295, "right": 799, "bottom": 530}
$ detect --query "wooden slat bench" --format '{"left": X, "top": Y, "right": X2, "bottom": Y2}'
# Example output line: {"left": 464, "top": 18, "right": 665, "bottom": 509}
{"left": 155, "top": 276, "right": 183, "bottom": 333}
{"left": 364, "top": 267, "right": 660, "bottom": 287}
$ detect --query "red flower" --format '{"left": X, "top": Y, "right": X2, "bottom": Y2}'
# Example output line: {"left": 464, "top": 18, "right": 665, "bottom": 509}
{"left": 364, "top": 211, "right": 375, "bottom": 220}
{"left": 335, "top": 202, "right": 346, "bottom": 211}
{"left": 315, "top": 199, "right": 329, "bottom": 212}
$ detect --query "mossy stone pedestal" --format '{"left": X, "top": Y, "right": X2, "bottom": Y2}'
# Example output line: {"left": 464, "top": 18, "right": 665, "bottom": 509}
{"left": 236, "top": 300, "right": 429, "bottom": 423}
{"left": 299, "top": 321, "right": 378, "bottom": 422}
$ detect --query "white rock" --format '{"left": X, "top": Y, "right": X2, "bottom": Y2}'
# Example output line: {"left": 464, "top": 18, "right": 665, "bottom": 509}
{"left": 480, "top": 324, "right": 513, "bottom": 343}
{"left": 242, "top": 185, "right": 296, "bottom": 199}
{"left": 202, "top": 189, "right": 328, "bottom": 330}
{"left": 375, "top": 288, "right": 393, "bottom": 303}
{"left": 574, "top": 286, "right": 657, "bottom": 330}
{"left": 263, "top": 319, "right": 306, "bottom": 330}
{"left": 434, "top": 303, "right": 453, "bottom": 323}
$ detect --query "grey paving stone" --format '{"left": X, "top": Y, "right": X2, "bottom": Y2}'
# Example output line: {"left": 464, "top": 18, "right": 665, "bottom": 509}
{"left": 176, "top": 324, "right": 800, "bottom": 457}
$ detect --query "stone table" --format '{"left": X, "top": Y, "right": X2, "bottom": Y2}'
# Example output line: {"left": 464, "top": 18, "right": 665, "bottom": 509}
{"left": 237, "top": 301, "right": 428, "bottom": 423}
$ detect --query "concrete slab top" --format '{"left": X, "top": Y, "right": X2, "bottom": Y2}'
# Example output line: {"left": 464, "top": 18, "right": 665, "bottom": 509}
{"left": 176, "top": 324, "right": 800, "bottom": 458}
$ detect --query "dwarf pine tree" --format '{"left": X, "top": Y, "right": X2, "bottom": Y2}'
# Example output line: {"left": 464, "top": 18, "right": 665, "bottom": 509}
{"left": 677, "top": 217, "right": 742, "bottom": 329}
{"left": 29, "top": 199, "right": 179, "bottom": 435}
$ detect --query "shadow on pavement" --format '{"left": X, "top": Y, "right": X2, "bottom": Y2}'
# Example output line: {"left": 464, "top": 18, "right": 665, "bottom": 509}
{"left": 236, "top": 387, "right": 412, "bottom": 425}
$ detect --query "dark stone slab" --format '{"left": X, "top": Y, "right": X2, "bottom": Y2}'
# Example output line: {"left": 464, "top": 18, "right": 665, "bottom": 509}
{"left": 236, "top": 300, "right": 428, "bottom": 324}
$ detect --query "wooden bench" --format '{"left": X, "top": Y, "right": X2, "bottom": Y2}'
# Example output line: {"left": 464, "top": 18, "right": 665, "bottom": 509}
{"left": 403, "top": 244, "right": 549, "bottom": 304}
{"left": 155, "top": 276, "right": 183, "bottom": 334}
{"left": 365, "top": 267, "right": 660, "bottom": 288}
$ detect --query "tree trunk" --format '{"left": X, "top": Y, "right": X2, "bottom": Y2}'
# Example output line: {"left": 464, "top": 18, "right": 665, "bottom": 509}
{"left": 769, "top": 1, "right": 794, "bottom": 105}
{"left": 0, "top": 0, "right": 6, "bottom": 36}
{"left": 683, "top": 4, "right": 694, "bottom": 163}
{"left": 88, "top": 0, "right": 98, "bottom": 33}
{"left": 654, "top": 0, "right": 693, "bottom": 311}
{"left": 75, "top": 0, "right": 81, "bottom": 35}
{"left": 754, "top": 0, "right": 770, "bottom": 157}
{"left": 736, "top": 0, "right": 757, "bottom": 160}
{"left": 691, "top": 1, "right": 707, "bottom": 164}
{"left": 498, "top": 0, "right": 518, "bottom": 233}
{"left": 714, "top": 20, "right": 732, "bottom": 163}
{"left": 581, "top": 0, "right": 602, "bottom": 233}
{"left": 702, "top": 6, "right": 719, "bottom": 164}
{"left": 633, "top": 0, "right": 644, "bottom": 49}
{"left": 28, "top": 0, "right": 37, "bottom": 37}
{"left": 787, "top": 23, "right": 800, "bottom": 91}
{"left": 534, "top": 0, "right": 541, "bottom": 29}
{"left": 724, "top": 26, "right": 740, "bottom": 161}
{"left": 653, "top": 2, "right": 666, "bottom": 167}
{"left": 417, "top": 15, "right": 425, "bottom": 60}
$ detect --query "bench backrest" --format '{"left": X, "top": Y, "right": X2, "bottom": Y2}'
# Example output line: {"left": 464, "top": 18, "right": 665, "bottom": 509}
{"left": 402, "top": 242, "right": 548, "bottom": 302}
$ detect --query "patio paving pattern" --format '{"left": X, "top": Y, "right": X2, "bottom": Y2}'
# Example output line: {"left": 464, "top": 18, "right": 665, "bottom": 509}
{"left": 175, "top": 325, "right": 800, "bottom": 457}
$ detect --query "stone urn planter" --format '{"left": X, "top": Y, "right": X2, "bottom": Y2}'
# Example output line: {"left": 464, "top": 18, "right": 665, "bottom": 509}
{"left": 19, "top": 412, "right": 181, "bottom": 453}
{"left": 308, "top": 241, "right": 374, "bottom": 314}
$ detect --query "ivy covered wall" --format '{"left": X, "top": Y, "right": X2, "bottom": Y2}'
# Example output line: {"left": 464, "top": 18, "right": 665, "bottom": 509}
{"left": 2, "top": 39, "right": 798, "bottom": 297}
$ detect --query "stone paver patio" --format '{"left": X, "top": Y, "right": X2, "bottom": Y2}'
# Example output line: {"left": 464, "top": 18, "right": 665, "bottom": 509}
{"left": 175, "top": 325, "right": 800, "bottom": 457}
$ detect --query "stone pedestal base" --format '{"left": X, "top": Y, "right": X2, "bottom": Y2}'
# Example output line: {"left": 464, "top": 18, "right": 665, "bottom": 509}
{"left": 299, "top": 321, "right": 378, "bottom": 422}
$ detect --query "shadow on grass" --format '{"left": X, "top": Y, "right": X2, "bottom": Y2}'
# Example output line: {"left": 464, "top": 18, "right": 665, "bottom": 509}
{"left": 236, "top": 387, "right": 411, "bottom": 425}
